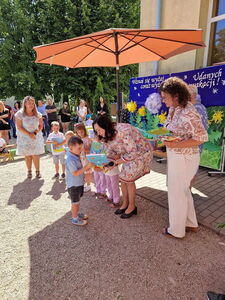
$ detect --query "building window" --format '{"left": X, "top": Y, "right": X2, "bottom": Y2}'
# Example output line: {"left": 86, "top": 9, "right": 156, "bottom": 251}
{"left": 208, "top": 0, "right": 225, "bottom": 65}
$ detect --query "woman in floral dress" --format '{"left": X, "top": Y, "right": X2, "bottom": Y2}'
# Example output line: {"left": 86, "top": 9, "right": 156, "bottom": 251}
{"left": 93, "top": 115, "right": 153, "bottom": 219}
{"left": 159, "top": 77, "right": 208, "bottom": 238}
{"left": 15, "top": 96, "right": 44, "bottom": 178}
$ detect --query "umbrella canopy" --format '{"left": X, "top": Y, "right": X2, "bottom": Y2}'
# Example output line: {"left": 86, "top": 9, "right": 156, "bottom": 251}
{"left": 33, "top": 28, "right": 205, "bottom": 119}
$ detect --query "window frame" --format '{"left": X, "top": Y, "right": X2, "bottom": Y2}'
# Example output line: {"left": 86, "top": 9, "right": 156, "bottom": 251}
{"left": 203, "top": 0, "right": 225, "bottom": 66}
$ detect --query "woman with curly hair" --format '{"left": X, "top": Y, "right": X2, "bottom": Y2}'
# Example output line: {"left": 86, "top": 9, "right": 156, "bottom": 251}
{"left": 159, "top": 77, "right": 208, "bottom": 238}
{"left": 93, "top": 115, "right": 153, "bottom": 218}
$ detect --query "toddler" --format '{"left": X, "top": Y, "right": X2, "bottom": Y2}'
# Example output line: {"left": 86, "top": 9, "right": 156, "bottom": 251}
{"left": 66, "top": 136, "right": 93, "bottom": 226}
{"left": 90, "top": 139, "right": 107, "bottom": 199}
{"left": 105, "top": 164, "right": 120, "bottom": 208}
{"left": 46, "top": 121, "right": 66, "bottom": 179}
{"left": 74, "top": 123, "right": 92, "bottom": 192}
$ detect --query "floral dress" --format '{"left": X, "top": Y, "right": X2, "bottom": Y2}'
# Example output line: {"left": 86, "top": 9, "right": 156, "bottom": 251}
{"left": 15, "top": 110, "right": 45, "bottom": 156}
{"left": 164, "top": 102, "right": 208, "bottom": 155}
{"left": 104, "top": 123, "right": 153, "bottom": 182}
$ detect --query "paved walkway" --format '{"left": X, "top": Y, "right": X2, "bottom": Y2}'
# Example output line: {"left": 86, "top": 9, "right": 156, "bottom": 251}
{"left": 136, "top": 158, "right": 225, "bottom": 236}
{"left": 1, "top": 155, "right": 225, "bottom": 300}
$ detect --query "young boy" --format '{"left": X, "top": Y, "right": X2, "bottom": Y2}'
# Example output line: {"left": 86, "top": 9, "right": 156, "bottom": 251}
{"left": 46, "top": 121, "right": 66, "bottom": 179}
{"left": 66, "top": 136, "right": 93, "bottom": 226}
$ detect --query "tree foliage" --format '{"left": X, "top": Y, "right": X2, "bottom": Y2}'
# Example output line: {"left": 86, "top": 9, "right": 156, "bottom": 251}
{"left": 0, "top": 0, "right": 140, "bottom": 109}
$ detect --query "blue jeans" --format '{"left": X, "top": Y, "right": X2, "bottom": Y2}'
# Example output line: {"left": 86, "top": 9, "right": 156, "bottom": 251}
{"left": 9, "top": 119, "right": 16, "bottom": 137}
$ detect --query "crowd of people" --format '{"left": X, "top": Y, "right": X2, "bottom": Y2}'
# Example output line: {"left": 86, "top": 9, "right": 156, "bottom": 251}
{"left": 0, "top": 78, "right": 209, "bottom": 235}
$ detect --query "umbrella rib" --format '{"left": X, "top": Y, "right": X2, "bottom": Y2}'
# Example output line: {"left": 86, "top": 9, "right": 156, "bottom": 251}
{"left": 122, "top": 32, "right": 204, "bottom": 47}
{"left": 118, "top": 32, "right": 141, "bottom": 52}
{"left": 88, "top": 36, "right": 115, "bottom": 53}
{"left": 119, "top": 34, "right": 166, "bottom": 59}
{"left": 71, "top": 35, "right": 114, "bottom": 68}
{"left": 36, "top": 35, "right": 113, "bottom": 62}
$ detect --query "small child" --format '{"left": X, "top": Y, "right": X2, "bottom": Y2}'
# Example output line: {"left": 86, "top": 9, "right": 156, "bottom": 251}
{"left": 66, "top": 136, "right": 93, "bottom": 226}
{"left": 74, "top": 123, "right": 92, "bottom": 192}
{"left": 85, "top": 114, "right": 93, "bottom": 127}
{"left": 64, "top": 131, "right": 75, "bottom": 149}
{"left": 105, "top": 165, "right": 120, "bottom": 208}
{"left": 90, "top": 139, "right": 107, "bottom": 199}
{"left": 0, "top": 137, "right": 8, "bottom": 153}
{"left": 46, "top": 121, "right": 66, "bottom": 179}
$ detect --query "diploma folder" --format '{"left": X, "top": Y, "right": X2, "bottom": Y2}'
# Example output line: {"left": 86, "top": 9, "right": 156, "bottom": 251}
{"left": 86, "top": 154, "right": 109, "bottom": 167}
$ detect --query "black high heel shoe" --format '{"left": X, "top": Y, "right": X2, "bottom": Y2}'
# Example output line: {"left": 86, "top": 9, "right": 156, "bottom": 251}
{"left": 114, "top": 207, "right": 128, "bottom": 215}
{"left": 120, "top": 207, "right": 137, "bottom": 219}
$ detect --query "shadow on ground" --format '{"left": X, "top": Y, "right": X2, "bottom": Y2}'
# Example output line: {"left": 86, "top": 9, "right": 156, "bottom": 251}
{"left": 8, "top": 178, "right": 44, "bottom": 210}
{"left": 46, "top": 179, "right": 66, "bottom": 201}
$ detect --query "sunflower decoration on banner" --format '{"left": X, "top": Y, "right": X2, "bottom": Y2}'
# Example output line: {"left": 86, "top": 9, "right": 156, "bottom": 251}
{"left": 210, "top": 111, "right": 224, "bottom": 124}
{"left": 136, "top": 106, "right": 147, "bottom": 129}
{"left": 127, "top": 101, "right": 137, "bottom": 126}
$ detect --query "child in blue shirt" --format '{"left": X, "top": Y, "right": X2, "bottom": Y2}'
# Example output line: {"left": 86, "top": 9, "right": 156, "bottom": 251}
{"left": 66, "top": 136, "right": 93, "bottom": 226}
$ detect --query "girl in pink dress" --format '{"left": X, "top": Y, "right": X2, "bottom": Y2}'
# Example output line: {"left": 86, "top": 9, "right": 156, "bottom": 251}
{"left": 74, "top": 123, "right": 92, "bottom": 192}
{"left": 93, "top": 115, "right": 153, "bottom": 219}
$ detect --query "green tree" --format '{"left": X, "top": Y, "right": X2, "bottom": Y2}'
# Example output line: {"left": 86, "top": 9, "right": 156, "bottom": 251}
{"left": 0, "top": 0, "right": 140, "bottom": 109}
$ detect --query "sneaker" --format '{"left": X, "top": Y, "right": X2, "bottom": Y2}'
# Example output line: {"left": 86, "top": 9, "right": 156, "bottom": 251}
{"left": 78, "top": 213, "right": 88, "bottom": 220}
{"left": 71, "top": 217, "right": 88, "bottom": 226}
{"left": 207, "top": 292, "right": 225, "bottom": 300}
{"left": 52, "top": 173, "right": 59, "bottom": 179}
{"left": 84, "top": 185, "right": 91, "bottom": 192}
{"left": 61, "top": 173, "right": 65, "bottom": 179}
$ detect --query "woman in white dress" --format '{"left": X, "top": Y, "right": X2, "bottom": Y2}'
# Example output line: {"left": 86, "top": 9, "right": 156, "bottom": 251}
{"left": 15, "top": 96, "right": 44, "bottom": 178}
{"left": 76, "top": 100, "right": 87, "bottom": 123}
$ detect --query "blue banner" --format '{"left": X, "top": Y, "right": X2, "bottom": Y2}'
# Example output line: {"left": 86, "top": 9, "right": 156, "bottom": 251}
{"left": 172, "top": 65, "right": 225, "bottom": 107}
{"left": 129, "top": 74, "right": 169, "bottom": 110}
{"left": 129, "top": 65, "right": 225, "bottom": 108}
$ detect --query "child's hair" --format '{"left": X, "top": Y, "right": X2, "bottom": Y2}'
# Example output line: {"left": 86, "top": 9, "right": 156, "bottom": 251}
{"left": 68, "top": 136, "right": 83, "bottom": 147}
{"left": 51, "top": 121, "right": 60, "bottom": 127}
{"left": 65, "top": 130, "right": 74, "bottom": 138}
{"left": 74, "top": 123, "right": 88, "bottom": 137}
{"left": 86, "top": 114, "right": 92, "bottom": 120}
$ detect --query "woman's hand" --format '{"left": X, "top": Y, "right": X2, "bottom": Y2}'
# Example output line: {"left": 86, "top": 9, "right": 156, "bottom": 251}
{"left": 163, "top": 141, "right": 179, "bottom": 148}
{"left": 113, "top": 158, "right": 124, "bottom": 165}
{"left": 29, "top": 132, "right": 36, "bottom": 140}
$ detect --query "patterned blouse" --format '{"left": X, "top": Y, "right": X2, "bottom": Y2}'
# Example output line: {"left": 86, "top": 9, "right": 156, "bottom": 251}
{"left": 105, "top": 123, "right": 152, "bottom": 161}
{"left": 164, "top": 102, "right": 208, "bottom": 155}
{"left": 103, "top": 123, "right": 153, "bottom": 182}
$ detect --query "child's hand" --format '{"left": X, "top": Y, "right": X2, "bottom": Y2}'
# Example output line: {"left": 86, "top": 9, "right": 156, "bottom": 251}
{"left": 94, "top": 166, "right": 102, "bottom": 172}
{"left": 86, "top": 162, "right": 94, "bottom": 169}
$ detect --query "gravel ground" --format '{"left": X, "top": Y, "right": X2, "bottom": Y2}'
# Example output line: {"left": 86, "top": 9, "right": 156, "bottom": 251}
{"left": 0, "top": 155, "right": 225, "bottom": 300}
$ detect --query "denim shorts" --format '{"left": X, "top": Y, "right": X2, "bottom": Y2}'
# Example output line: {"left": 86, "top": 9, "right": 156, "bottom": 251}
{"left": 68, "top": 186, "right": 84, "bottom": 203}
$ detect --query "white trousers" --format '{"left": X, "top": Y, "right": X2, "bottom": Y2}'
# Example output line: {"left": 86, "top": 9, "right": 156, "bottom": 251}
{"left": 167, "top": 149, "right": 200, "bottom": 238}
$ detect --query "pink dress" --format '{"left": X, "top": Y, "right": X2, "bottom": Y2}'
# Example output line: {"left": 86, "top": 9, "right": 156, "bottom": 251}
{"left": 104, "top": 123, "right": 153, "bottom": 182}
{"left": 81, "top": 136, "right": 92, "bottom": 174}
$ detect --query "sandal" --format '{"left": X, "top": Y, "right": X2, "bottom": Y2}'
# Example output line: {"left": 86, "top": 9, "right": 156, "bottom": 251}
{"left": 186, "top": 226, "right": 198, "bottom": 233}
{"left": 162, "top": 227, "right": 176, "bottom": 238}
{"left": 27, "top": 171, "right": 32, "bottom": 179}
{"left": 105, "top": 198, "right": 113, "bottom": 202}
{"left": 36, "top": 171, "right": 41, "bottom": 179}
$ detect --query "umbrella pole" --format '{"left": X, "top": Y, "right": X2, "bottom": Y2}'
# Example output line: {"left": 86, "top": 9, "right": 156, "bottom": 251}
{"left": 116, "top": 66, "right": 121, "bottom": 122}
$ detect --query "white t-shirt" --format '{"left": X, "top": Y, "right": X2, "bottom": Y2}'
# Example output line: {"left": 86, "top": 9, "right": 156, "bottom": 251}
{"left": 47, "top": 132, "right": 65, "bottom": 155}
{"left": 0, "top": 138, "right": 6, "bottom": 148}
{"left": 77, "top": 106, "right": 87, "bottom": 118}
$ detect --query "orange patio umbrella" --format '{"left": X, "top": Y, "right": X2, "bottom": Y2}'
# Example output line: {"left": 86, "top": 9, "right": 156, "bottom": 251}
{"left": 33, "top": 28, "right": 205, "bottom": 120}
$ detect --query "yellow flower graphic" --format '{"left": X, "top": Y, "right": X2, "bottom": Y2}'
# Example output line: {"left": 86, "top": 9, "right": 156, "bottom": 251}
{"left": 127, "top": 101, "right": 137, "bottom": 113}
{"left": 211, "top": 111, "right": 224, "bottom": 124}
{"left": 137, "top": 106, "right": 146, "bottom": 117}
{"left": 158, "top": 112, "right": 167, "bottom": 124}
